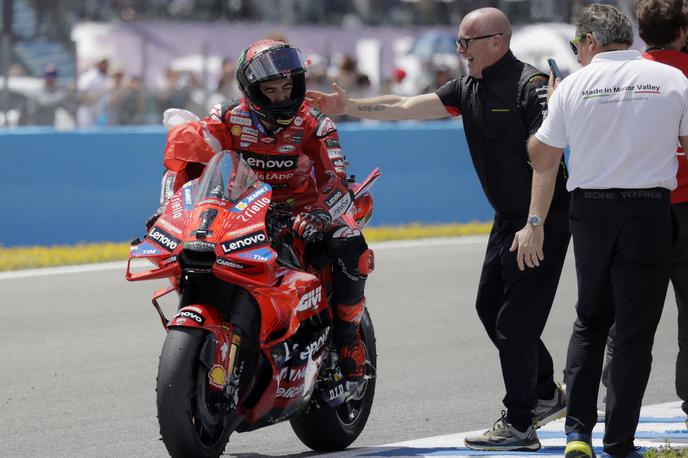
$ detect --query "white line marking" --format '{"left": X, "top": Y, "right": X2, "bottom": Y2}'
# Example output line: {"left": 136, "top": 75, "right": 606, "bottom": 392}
{"left": 0, "top": 261, "right": 127, "bottom": 280}
{"left": 0, "top": 236, "right": 488, "bottom": 280}
{"left": 330, "top": 401, "right": 686, "bottom": 457}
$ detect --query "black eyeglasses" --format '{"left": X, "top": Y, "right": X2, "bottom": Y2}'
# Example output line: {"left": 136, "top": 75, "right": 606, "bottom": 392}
{"left": 455, "top": 33, "right": 504, "bottom": 50}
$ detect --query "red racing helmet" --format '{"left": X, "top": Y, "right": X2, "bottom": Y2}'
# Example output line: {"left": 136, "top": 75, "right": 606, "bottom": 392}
{"left": 236, "top": 39, "right": 307, "bottom": 127}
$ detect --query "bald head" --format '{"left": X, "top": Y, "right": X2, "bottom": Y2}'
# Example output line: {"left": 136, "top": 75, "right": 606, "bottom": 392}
{"left": 461, "top": 7, "right": 512, "bottom": 45}
{"left": 457, "top": 7, "right": 512, "bottom": 78}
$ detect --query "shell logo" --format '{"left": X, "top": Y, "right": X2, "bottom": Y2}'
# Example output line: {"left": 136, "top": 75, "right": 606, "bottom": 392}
{"left": 208, "top": 364, "right": 227, "bottom": 388}
{"left": 231, "top": 125, "right": 242, "bottom": 136}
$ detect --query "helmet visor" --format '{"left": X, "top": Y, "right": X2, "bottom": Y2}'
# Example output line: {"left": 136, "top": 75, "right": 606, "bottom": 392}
{"left": 244, "top": 46, "right": 305, "bottom": 83}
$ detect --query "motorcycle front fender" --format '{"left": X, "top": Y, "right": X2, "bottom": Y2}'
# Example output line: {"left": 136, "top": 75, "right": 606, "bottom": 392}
{"left": 169, "top": 304, "right": 240, "bottom": 392}
{"left": 168, "top": 304, "right": 224, "bottom": 329}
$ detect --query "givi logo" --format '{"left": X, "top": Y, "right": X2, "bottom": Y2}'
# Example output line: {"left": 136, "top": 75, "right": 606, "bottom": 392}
{"left": 296, "top": 286, "right": 322, "bottom": 311}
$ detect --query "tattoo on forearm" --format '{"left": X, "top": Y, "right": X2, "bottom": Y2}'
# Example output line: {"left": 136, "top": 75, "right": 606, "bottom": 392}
{"left": 358, "top": 105, "right": 386, "bottom": 112}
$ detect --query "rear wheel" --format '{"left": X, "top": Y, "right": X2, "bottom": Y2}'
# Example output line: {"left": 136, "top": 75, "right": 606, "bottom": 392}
{"left": 290, "top": 309, "right": 377, "bottom": 451}
{"left": 157, "top": 328, "right": 233, "bottom": 458}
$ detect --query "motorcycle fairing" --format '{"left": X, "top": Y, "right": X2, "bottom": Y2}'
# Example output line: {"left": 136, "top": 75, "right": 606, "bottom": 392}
{"left": 237, "top": 316, "right": 332, "bottom": 430}
{"left": 251, "top": 270, "right": 330, "bottom": 347}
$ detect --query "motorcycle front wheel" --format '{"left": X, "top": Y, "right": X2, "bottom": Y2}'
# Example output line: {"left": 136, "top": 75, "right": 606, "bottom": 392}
{"left": 290, "top": 309, "right": 377, "bottom": 451}
{"left": 157, "top": 328, "right": 233, "bottom": 458}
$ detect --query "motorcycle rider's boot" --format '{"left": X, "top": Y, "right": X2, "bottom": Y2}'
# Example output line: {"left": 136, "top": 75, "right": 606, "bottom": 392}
{"left": 338, "top": 333, "right": 366, "bottom": 381}
{"left": 334, "top": 297, "right": 366, "bottom": 381}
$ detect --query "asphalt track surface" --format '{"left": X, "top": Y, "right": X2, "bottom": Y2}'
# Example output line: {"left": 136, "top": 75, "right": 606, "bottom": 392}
{"left": 0, "top": 237, "right": 681, "bottom": 457}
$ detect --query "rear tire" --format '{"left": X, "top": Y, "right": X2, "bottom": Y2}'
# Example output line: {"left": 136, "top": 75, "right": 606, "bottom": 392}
{"left": 290, "top": 309, "right": 377, "bottom": 451}
{"left": 157, "top": 328, "right": 232, "bottom": 458}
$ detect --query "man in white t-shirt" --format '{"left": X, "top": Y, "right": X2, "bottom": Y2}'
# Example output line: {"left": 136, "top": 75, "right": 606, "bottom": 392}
{"left": 510, "top": 4, "right": 688, "bottom": 458}
{"left": 77, "top": 57, "right": 109, "bottom": 127}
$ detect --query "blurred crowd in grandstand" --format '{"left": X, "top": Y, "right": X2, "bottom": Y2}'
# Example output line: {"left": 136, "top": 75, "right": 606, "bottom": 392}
{"left": 0, "top": 0, "right": 626, "bottom": 128}
{"left": 38, "top": 0, "right": 587, "bottom": 27}
{"left": 1, "top": 48, "right": 391, "bottom": 127}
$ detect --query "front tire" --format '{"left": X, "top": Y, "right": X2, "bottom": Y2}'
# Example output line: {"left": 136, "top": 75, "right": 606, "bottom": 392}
{"left": 157, "top": 328, "right": 232, "bottom": 458}
{"left": 290, "top": 309, "right": 377, "bottom": 451}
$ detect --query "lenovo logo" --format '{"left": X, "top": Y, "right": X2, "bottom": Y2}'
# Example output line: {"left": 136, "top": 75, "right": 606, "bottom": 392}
{"left": 221, "top": 230, "right": 267, "bottom": 254}
{"left": 147, "top": 226, "right": 180, "bottom": 252}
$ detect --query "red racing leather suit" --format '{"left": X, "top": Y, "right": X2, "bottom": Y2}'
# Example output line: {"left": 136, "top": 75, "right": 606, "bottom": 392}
{"left": 158, "top": 99, "right": 369, "bottom": 350}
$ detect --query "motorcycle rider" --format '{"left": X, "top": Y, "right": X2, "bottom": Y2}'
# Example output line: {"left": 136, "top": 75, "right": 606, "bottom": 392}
{"left": 149, "top": 39, "right": 371, "bottom": 382}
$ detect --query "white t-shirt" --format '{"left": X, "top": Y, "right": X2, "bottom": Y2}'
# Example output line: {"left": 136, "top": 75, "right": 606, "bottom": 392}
{"left": 535, "top": 50, "right": 688, "bottom": 191}
{"left": 77, "top": 67, "right": 109, "bottom": 127}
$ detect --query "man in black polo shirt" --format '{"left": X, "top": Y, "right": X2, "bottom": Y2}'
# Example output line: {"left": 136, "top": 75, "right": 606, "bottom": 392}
{"left": 306, "top": 7, "right": 570, "bottom": 450}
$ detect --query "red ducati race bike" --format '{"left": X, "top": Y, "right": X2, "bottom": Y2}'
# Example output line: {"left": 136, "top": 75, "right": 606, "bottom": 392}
{"left": 126, "top": 150, "right": 380, "bottom": 457}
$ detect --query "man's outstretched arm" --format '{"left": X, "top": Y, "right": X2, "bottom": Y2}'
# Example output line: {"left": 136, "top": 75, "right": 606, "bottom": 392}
{"left": 306, "top": 83, "right": 451, "bottom": 121}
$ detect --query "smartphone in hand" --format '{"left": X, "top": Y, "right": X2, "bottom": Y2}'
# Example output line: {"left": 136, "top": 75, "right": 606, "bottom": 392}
{"left": 547, "top": 58, "right": 563, "bottom": 80}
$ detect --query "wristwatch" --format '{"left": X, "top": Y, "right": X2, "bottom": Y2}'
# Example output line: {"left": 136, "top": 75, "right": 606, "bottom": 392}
{"left": 527, "top": 215, "right": 544, "bottom": 227}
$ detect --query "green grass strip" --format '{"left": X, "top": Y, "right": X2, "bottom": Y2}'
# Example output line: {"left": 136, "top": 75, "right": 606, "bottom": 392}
{"left": 0, "top": 222, "right": 493, "bottom": 272}
{"left": 645, "top": 443, "right": 688, "bottom": 457}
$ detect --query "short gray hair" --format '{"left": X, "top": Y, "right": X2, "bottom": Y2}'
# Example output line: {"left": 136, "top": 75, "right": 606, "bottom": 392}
{"left": 575, "top": 4, "right": 634, "bottom": 47}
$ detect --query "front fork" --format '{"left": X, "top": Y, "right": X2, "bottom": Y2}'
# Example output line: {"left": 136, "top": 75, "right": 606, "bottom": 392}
{"left": 199, "top": 332, "right": 243, "bottom": 410}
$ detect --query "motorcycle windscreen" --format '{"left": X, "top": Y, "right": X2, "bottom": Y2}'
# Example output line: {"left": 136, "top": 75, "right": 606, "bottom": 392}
{"left": 194, "top": 150, "right": 266, "bottom": 205}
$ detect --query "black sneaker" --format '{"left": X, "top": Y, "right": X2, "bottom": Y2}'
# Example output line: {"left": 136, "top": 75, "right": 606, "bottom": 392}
{"left": 464, "top": 411, "right": 541, "bottom": 451}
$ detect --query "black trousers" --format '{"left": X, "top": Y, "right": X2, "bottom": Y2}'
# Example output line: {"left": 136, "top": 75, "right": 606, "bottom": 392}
{"left": 476, "top": 216, "right": 570, "bottom": 430}
{"left": 602, "top": 201, "right": 688, "bottom": 414}
{"left": 565, "top": 188, "right": 672, "bottom": 456}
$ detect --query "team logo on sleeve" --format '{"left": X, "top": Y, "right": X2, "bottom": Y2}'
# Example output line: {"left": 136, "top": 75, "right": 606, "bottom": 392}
{"left": 316, "top": 117, "right": 336, "bottom": 138}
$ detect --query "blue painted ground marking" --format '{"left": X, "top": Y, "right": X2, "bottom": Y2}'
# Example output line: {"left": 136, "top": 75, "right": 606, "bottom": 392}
{"left": 360, "top": 447, "right": 567, "bottom": 456}
{"left": 339, "top": 402, "right": 687, "bottom": 457}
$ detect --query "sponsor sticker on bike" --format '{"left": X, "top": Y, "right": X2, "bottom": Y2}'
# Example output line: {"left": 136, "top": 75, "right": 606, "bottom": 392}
{"left": 221, "top": 230, "right": 267, "bottom": 254}
{"left": 278, "top": 366, "right": 307, "bottom": 383}
{"left": 216, "top": 257, "right": 245, "bottom": 269}
{"left": 237, "top": 246, "right": 274, "bottom": 262}
{"left": 208, "top": 364, "right": 227, "bottom": 388}
{"left": 276, "top": 385, "right": 304, "bottom": 399}
{"left": 299, "top": 326, "right": 330, "bottom": 361}
{"left": 230, "top": 185, "right": 271, "bottom": 213}
{"left": 147, "top": 226, "right": 181, "bottom": 252}
{"left": 182, "top": 184, "right": 194, "bottom": 209}
{"left": 131, "top": 241, "right": 162, "bottom": 256}
{"left": 296, "top": 286, "right": 322, "bottom": 312}
{"left": 232, "top": 196, "right": 271, "bottom": 221}
{"left": 183, "top": 240, "right": 215, "bottom": 251}
{"left": 174, "top": 309, "right": 205, "bottom": 325}
{"left": 168, "top": 195, "right": 184, "bottom": 219}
